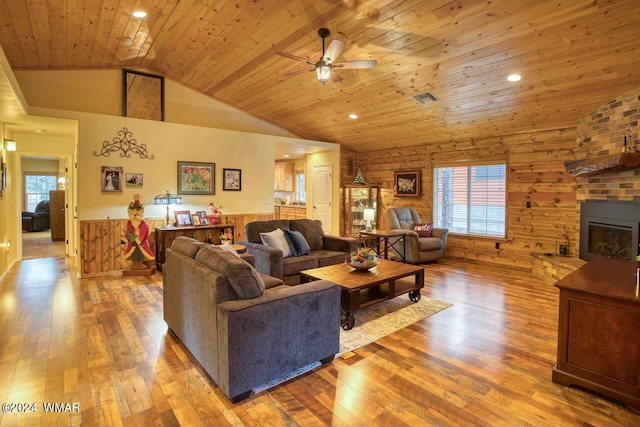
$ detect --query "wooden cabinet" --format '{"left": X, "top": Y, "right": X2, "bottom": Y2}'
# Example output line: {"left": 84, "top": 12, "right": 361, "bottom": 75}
{"left": 344, "top": 185, "right": 378, "bottom": 237}
{"left": 274, "top": 162, "right": 294, "bottom": 191}
{"left": 552, "top": 257, "right": 640, "bottom": 411}
{"left": 278, "top": 206, "right": 306, "bottom": 220}
{"left": 154, "top": 225, "right": 234, "bottom": 270}
{"left": 49, "top": 190, "right": 65, "bottom": 241}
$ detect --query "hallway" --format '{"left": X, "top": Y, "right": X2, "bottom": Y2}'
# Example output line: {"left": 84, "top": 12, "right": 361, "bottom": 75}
{"left": 22, "top": 230, "right": 66, "bottom": 259}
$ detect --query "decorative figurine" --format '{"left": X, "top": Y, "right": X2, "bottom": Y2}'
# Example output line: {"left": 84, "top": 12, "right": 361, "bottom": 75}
{"left": 122, "top": 194, "right": 155, "bottom": 275}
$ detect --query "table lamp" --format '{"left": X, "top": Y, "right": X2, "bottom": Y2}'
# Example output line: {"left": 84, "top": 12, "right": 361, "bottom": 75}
{"left": 154, "top": 190, "right": 183, "bottom": 228}
{"left": 363, "top": 208, "right": 375, "bottom": 232}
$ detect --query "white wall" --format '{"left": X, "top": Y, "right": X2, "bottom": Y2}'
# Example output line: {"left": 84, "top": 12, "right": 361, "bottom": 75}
{"left": 15, "top": 69, "right": 298, "bottom": 138}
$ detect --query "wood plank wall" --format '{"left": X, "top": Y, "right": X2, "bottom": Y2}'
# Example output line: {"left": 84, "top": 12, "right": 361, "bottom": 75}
{"left": 341, "top": 129, "right": 579, "bottom": 270}
{"left": 79, "top": 213, "right": 273, "bottom": 277}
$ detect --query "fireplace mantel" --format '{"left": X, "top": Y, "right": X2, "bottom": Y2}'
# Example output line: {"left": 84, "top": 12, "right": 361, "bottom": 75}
{"left": 564, "top": 152, "right": 640, "bottom": 176}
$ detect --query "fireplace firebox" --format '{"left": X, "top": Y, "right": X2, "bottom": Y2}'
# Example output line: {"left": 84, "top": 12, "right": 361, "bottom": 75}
{"left": 579, "top": 200, "right": 640, "bottom": 261}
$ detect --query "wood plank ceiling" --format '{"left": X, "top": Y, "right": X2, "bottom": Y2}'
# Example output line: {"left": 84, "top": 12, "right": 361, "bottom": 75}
{"left": 0, "top": 0, "right": 639, "bottom": 152}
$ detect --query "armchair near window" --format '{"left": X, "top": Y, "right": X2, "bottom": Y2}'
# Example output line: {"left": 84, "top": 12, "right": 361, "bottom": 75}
{"left": 22, "top": 200, "right": 51, "bottom": 232}
{"left": 386, "top": 207, "right": 448, "bottom": 263}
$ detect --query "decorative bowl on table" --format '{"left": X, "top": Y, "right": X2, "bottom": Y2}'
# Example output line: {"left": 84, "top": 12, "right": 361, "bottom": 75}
{"left": 347, "top": 251, "right": 379, "bottom": 272}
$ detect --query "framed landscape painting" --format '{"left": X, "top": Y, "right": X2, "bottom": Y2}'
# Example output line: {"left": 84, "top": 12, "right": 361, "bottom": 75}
{"left": 178, "top": 161, "right": 215, "bottom": 195}
{"left": 394, "top": 170, "right": 421, "bottom": 197}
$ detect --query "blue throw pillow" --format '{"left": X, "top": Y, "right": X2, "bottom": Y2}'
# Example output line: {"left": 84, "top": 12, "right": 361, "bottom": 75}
{"left": 284, "top": 229, "right": 311, "bottom": 256}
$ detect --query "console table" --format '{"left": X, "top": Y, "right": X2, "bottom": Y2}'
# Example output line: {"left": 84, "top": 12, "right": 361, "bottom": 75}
{"left": 154, "top": 225, "right": 234, "bottom": 270}
{"left": 552, "top": 256, "right": 640, "bottom": 411}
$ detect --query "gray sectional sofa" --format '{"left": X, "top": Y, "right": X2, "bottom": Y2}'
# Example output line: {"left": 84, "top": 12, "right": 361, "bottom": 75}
{"left": 163, "top": 236, "right": 341, "bottom": 402}
{"left": 241, "top": 219, "right": 359, "bottom": 285}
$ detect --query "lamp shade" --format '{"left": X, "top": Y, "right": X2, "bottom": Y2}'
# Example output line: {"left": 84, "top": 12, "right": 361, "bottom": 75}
{"left": 154, "top": 191, "right": 182, "bottom": 205}
{"left": 316, "top": 62, "right": 331, "bottom": 84}
{"left": 363, "top": 208, "right": 375, "bottom": 221}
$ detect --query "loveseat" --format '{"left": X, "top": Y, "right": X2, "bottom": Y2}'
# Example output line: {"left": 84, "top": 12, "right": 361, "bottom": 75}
{"left": 241, "top": 219, "right": 358, "bottom": 285}
{"left": 163, "top": 236, "right": 341, "bottom": 402}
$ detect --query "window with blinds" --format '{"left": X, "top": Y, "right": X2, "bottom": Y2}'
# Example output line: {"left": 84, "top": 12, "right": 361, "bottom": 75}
{"left": 433, "top": 163, "right": 506, "bottom": 238}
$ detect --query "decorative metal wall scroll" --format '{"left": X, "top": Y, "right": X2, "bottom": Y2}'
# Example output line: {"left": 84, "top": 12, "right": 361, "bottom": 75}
{"left": 93, "top": 127, "right": 155, "bottom": 159}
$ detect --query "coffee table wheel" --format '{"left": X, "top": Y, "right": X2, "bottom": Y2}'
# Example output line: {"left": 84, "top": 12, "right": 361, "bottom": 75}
{"left": 341, "top": 312, "right": 355, "bottom": 330}
{"left": 409, "top": 290, "right": 421, "bottom": 302}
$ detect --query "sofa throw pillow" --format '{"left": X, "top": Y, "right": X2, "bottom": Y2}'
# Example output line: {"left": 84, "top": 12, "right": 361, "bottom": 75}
{"left": 284, "top": 229, "right": 311, "bottom": 256}
{"left": 413, "top": 222, "right": 433, "bottom": 237}
{"left": 195, "top": 246, "right": 265, "bottom": 299}
{"left": 259, "top": 228, "right": 292, "bottom": 257}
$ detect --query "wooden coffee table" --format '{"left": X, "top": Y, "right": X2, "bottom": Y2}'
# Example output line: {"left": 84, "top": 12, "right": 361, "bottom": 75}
{"left": 300, "top": 259, "right": 424, "bottom": 330}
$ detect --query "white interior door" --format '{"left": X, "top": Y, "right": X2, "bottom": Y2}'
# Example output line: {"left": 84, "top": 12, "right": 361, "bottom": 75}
{"left": 312, "top": 164, "right": 332, "bottom": 233}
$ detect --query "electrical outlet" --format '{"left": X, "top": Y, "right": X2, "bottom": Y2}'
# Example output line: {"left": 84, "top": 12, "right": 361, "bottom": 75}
{"left": 495, "top": 242, "right": 500, "bottom": 250}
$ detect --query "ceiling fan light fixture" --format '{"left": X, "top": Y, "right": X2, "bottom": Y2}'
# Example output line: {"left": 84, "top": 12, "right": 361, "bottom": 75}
{"left": 316, "top": 62, "right": 331, "bottom": 84}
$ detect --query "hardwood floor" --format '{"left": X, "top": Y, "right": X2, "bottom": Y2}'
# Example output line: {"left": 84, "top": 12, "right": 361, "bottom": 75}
{"left": 0, "top": 257, "right": 638, "bottom": 426}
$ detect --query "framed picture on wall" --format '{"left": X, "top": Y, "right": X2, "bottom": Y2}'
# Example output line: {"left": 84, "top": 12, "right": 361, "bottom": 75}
{"left": 394, "top": 170, "right": 421, "bottom": 197}
{"left": 177, "top": 161, "right": 215, "bottom": 195}
{"left": 125, "top": 173, "right": 143, "bottom": 186}
{"left": 223, "top": 168, "right": 241, "bottom": 191}
{"left": 101, "top": 166, "right": 123, "bottom": 192}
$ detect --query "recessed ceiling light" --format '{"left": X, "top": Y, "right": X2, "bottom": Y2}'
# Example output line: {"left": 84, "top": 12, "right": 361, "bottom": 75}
{"left": 132, "top": 11, "right": 147, "bottom": 18}
{"left": 348, "top": 114, "right": 358, "bottom": 119}
{"left": 507, "top": 74, "right": 521, "bottom": 82}
{"left": 283, "top": 154, "right": 290, "bottom": 158}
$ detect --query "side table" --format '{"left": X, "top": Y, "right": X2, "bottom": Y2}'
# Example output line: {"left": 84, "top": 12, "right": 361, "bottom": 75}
{"left": 358, "top": 229, "right": 406, "bottom": 262}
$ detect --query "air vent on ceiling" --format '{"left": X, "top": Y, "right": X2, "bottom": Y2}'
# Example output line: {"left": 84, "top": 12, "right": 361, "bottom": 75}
{"left": 412, "top": 92, "right": 439, "bottom": 105}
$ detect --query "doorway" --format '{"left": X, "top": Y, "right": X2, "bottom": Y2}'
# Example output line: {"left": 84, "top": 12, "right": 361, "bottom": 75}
{"left": 20, "top": 155, "right": 68, "bottom": 259}
{"left": 311, "top": 164, "right": 332, "bottom": 233}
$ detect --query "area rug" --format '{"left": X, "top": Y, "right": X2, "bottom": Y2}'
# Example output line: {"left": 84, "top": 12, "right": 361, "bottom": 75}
{"left": 22, "top": 231, "right": 66, "bottom": 259}
{"left": 253, "top": 293, "right": 452, "bottom": 394}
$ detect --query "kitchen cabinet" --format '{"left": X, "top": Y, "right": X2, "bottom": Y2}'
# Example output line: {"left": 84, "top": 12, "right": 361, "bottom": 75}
{"left": 344, "top": 185, "right": 378, "bottom": 237}
{"left": 274, "top": 162, "right": 294, "bottom": 192}
{"left": 278, "top": 206, "right": 306, "bottom": 220}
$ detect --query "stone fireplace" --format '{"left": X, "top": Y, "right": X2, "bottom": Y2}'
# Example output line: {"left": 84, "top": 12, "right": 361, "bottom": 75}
{"left": 579, "top": 200, "right": 640, "bottom": 261}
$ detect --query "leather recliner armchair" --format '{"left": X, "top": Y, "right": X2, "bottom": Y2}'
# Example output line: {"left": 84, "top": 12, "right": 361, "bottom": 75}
{"left": 386, "top": 207, "right": 448, "bottom": 263}
{"left": 22, "top": 200, "right": 51, "bottom": 232}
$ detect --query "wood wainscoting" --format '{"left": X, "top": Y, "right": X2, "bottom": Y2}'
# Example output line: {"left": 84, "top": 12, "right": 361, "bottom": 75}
{"left": 79, "top": 213, "right": 273, "bottom": 277}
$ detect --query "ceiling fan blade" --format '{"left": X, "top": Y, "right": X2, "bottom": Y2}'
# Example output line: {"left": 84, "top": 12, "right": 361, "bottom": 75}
{"left": 323, "top": 39, "right": 346, "bottom": 64}
{"left": 276, "top": 51, "right": 314, "bottom": 65}
{"left": 333, "top": 59, "right": 377, "bottom": 69}
{"left": 284, "top": 68, "right": 315, "bottom": 77}
{"left": 330, "top": 70, "right": 343, "bottom": 83}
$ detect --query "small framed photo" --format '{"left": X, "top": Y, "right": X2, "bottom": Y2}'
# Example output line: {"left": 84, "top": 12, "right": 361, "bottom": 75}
{"left": 174, "top": 210, "right": 192, "bottom": 227}
{"left": 191, "top": 214, "right": 202, "bottom": 226}
{"left": 125, "top": 173, "right": 143, "bottom": 186}
{"left": 223, "top": 168, "right": 242, "bottom": 191}
{"left": 101, "top": 166, "right": 123, "bottom": 192}
{"left": 178, "top": 161, "right": 215, "bottom": 195}
{"left": 196, "top": 210, "right": 209, "bottom": 225}
{"left": 394, "top": 170, "right": 421, "bottom": 197}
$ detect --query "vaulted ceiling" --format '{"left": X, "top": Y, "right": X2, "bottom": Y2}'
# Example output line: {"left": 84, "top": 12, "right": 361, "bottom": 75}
{"left": 1, "top": 0, "right": 639, "bottom": 152}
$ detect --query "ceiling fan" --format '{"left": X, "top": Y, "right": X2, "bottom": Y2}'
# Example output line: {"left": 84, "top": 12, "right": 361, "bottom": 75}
{"left": 276, "top": 28, "right": 377, "bottom": 84}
